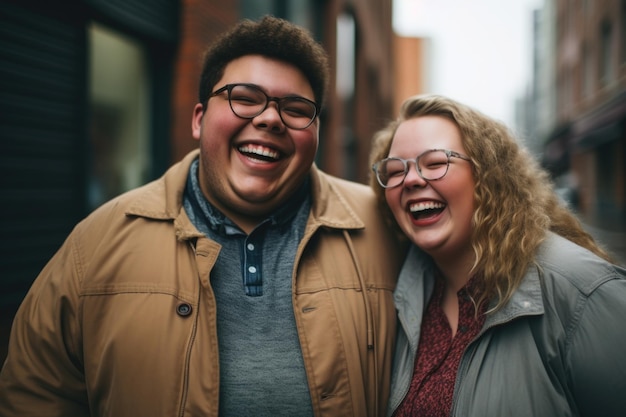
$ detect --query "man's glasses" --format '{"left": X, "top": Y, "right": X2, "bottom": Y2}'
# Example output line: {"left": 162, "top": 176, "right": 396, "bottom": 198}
{"left": 209, "top": 83, "right": 319, "bottom": 130}
{"left": 372, "top": 149, "right": 471, "bottom": 188}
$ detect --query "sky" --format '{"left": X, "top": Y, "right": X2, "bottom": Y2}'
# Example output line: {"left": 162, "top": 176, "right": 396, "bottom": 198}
{"left": 392, "top": 0, "right": 543, "bottom": 127}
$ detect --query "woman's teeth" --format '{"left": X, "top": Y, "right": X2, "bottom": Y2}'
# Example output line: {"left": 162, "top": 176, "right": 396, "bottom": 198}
{"left": 409, "top": 201, "right": 445, "bottom": 213}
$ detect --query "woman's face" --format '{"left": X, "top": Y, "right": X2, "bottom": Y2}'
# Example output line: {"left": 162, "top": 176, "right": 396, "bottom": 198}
{"left": 384, "top": 115, "right": 475, "bottom": 262}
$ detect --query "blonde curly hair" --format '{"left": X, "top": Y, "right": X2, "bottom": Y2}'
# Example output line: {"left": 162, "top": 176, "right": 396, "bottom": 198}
{"left": 369, "top": 94, "right": 613, "bottom": 312}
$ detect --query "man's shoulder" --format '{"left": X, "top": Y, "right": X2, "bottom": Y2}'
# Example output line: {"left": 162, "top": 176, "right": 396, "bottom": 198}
{"left": 86, "top": 177, "right": 166, "bottom": 220}
{"left": 87, "top": 151, "right": 197, "bottom": 223}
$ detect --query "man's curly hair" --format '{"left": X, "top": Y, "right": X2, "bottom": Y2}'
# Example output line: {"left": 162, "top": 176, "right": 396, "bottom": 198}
{"left": 198, "top": 15, "right": 329, "bottom": 110}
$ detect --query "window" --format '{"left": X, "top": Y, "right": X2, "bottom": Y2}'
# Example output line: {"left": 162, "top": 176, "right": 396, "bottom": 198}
{"left": 582, "top": 43, "right": 593, "bottom": 97}
{"left": 622, "top": 0, "right": 626, "bottom": 65}
{"left": 336, "top": 12, "right": 357, "bottom": 179}
{"left": 88, "top": 23, "right": 151, "bottom": 210}
{"left": 599, "top": 19, "right": 614, "bottom": 86}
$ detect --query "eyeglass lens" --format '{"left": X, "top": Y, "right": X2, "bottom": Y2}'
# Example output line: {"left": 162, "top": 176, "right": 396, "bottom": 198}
{"left": 376, "top": 150, "right": 451, "bottom": 187}
{"left": 228, "top": 84, "right": 317, "bottom": 129}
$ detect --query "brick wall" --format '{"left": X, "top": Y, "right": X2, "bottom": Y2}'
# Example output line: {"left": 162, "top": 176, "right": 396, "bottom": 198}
{"left": 169, "top": 0, "right": 239, "bottom": 163}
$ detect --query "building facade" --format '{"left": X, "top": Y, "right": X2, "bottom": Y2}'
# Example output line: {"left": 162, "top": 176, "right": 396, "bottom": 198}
{"left": 533, "top": 0, "right": 625, "bottom": 262}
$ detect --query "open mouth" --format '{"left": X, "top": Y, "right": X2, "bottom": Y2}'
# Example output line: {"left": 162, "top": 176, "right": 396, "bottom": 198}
{"left": 238, "top": 144, "right": 281, "bottom": 162}
{"left": 409, "top": 201, "right": 445, "bottom": 220}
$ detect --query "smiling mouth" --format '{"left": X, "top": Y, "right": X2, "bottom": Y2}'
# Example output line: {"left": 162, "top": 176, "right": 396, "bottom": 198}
{"left": 409, "top": 201, "right": 445, "bottom": 220}
{"left": 238, "top": 144, "right": 281, "bottom": 162}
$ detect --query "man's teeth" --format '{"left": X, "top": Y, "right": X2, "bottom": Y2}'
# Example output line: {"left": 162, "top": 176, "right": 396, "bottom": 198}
{"left": 409, "top": 201, "right": 445, "bottom": 212}
{"left": 239, "top": 145, "right": 279, "bottom": 160}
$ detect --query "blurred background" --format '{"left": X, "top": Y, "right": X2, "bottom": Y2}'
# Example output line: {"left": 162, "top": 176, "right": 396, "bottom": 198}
{"left": 1, "top": 0, "right": 624, "bottom": 361}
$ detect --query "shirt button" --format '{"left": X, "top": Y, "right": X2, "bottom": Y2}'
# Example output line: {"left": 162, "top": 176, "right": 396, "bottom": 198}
{"left": 247, "top": 243, "right": 255, "bottom": 251}
{"left": 248, "top": 266, "right": 257, "bottom": 273}
{"left": 458, "top": 325, "right": 469, "bottom": 333}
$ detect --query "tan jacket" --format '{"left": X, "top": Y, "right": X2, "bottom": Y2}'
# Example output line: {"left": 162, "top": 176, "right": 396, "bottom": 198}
{"left": 0, "top": 150, "right": 406, "bottom": 417}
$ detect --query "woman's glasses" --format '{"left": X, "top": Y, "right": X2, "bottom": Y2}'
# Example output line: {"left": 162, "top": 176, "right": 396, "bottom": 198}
{"left": 372, "top": 149, "right": 471, "bottom": 188}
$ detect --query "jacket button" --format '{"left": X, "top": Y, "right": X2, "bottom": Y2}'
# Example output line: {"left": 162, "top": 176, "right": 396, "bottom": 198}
{"left": 176, "top": 303, "right": 192, "bottom": 317}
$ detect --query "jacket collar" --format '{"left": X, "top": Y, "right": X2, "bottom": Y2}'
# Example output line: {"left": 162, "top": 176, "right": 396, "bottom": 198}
{"left": 125, "top": 149, "right": 198, "bottom": 221}
{"left": 394, "top": 243, "right": 545, "bottom": 344}
{"left": 484, "top": 264, "right": 544, "bottom": 328}
{"left": 307, "top": 163, "right": 365, "bottom": 231}
{"left": 124, "top": 149, "right": 365, "bottom": 236}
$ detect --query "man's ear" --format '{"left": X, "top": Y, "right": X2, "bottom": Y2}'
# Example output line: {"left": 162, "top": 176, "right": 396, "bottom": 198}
{"left": 191, "top": 103, "right": 204, "bottom": 140}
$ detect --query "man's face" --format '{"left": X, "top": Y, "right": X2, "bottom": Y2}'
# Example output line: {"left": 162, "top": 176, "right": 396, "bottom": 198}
{"left": 191, "top": 55, "right": 319, "bottom": 232}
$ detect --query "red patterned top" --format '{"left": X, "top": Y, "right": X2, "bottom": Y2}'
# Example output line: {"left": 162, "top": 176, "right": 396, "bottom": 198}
{"left": 393, "top": 276, "right": 486, "bottom": 417}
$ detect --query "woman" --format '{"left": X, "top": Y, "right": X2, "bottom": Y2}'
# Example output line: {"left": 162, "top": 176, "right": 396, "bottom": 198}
{"left": 370, "top": 94, "right": 626, "bottom": 417}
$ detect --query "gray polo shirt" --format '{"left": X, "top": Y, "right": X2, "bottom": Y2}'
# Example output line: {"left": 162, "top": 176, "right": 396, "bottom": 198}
{"left": 183, "top": 159, "right": 314, "bottom": 416}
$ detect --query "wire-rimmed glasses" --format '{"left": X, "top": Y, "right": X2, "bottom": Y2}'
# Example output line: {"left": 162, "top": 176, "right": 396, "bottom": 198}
{"left": 210, "top": 83, "right": 319, "bottom": 130}
{"left": 372, "top": 149, "right": 471, "bottom": 188}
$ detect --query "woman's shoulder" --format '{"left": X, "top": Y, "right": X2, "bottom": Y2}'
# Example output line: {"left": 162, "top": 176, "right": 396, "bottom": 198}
{"left": 536, "top": 232, "right": 626, "bottom": 296}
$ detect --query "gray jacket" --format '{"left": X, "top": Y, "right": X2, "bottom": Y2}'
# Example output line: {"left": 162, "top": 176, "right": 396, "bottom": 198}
{"left": 388, "top": 232, "right": 626, "bottom": 417}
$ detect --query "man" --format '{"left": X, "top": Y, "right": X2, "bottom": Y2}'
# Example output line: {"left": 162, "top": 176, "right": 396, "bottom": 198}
{"left": 0, "top": 16, "right": 405, "bottom": 417}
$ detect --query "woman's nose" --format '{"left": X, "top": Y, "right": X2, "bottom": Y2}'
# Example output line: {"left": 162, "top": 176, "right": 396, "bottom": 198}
{"left": 403, "top": 161, "right": 428, "bottom": 188}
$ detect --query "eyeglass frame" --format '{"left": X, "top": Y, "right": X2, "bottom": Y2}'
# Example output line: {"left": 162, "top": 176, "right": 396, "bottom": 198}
{"left": 372, "top": 148, "right": 471, "bottom": 188}
{"left": 209, "top": 83, "right": 320, "bottom": 130}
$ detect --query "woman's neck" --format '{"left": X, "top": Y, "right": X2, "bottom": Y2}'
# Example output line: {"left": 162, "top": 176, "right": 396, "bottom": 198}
{"left": 432, "top": 249, "right": 475, "bottom": 292}
{"left": 431, "top": 247, "right": 476, "bottom": 337}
